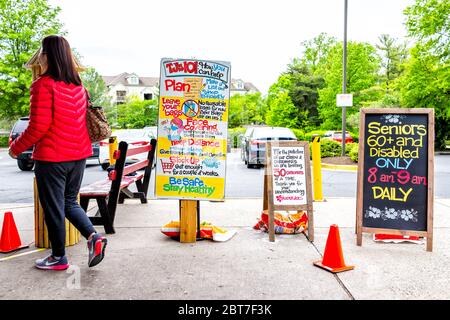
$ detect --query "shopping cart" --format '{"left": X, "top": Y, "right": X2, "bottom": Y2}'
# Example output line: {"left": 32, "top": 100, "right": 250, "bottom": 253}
{"left": 160, "top": 159, "right": 175, "bottom": 174}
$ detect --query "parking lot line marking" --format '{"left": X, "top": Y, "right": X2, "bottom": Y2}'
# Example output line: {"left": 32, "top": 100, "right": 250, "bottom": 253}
{"left": 0, "top": 248, "right": 46, "bottom": 262}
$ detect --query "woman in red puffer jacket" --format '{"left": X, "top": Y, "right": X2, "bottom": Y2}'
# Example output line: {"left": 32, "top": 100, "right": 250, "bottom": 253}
{"left": 9, "top": 35, "right": 107, "bottom": 270}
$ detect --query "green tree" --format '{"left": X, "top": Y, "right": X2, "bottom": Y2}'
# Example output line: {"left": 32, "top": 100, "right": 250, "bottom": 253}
{"left": 116, "top": 97, "right": 158, "bottom": 129}
{"left": 80, "top": 67, "right": 115, "bottom": 125}
{"left": 405, "top": 0, "right": 450, "bottom": 61}
{"left": 376, "top": 34, "right": 408, "bottom": 94}
{"left": 0, "top": 0, "right": 64, "bottom": 121}
{"left": 295, "top": 32, "right": 337, "bottom": 76}
{"left": 401, "top": 0, "right": 450, "bottom": 149}
{"left": 266, "top": 34, "right": 335, "bottom": 130}
{"left": 265, "top": 74, "right": 299, "bottom": 128}
{"left": 317, "top": 41, "right": 380, "bottom": 129}
{"left": 81, "top": 67, "right": 111, "bottom": 107}
{"left": 228, "top": 92, "right": 266, "bottom": 128}
{"left": 399, "top": 44, "right": 450, "bottom": 150}
{"left": 285, "top": 62, "right": 324, "bottom": 129}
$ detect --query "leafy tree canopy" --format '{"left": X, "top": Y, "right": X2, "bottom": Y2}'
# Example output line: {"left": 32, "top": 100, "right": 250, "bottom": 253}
{"left": 116, "top": 96, "right": 158, "bottom": 129}
{"left": 228, "top": 92, "right": 266, "bottom": 128}
{"left": 318, "top": 41, "right": 380, "bottom": 129}
{"left": 405, "top": 0, "right": 450, "bottom": 61}
{"left": 0, "top": 0, "right": 64, "bottom": 121}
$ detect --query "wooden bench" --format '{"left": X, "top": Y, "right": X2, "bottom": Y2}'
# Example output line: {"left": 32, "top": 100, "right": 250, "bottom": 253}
{"left": 79, "top": 139, "right": 157, "bottom": 234}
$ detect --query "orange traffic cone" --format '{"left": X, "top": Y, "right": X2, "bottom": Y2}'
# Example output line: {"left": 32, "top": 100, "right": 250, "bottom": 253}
{"left": 0, "top": 212, "right": 29, "bottom": 253}
{"left": 313, "top": 224, "right": 354, "bottom": 273}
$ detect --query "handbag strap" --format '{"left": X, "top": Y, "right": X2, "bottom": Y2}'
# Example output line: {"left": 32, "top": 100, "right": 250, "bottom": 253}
{"left": 84, "top": 88, "right": 92, "bottom": 108}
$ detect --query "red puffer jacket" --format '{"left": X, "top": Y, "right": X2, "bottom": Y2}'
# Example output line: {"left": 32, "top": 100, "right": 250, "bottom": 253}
{"left": 10, "top": 75, "right": 93, "bottom": 162}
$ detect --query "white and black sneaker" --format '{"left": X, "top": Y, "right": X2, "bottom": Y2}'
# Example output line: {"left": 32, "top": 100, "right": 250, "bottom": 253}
{"left": 35, "top": 255, "right": 69, "bottom": 270}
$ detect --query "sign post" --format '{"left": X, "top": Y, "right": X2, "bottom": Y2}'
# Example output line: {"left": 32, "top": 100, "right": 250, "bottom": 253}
{"left": 356, "top": 108, "right": 434, "bottom": 251}
{"left": 156, "top": 58, "right": 231, "bottom": 243}
{"left": 264, "top": 141, "right": 314, "bottom": 242}
{"left": 311, "top": 135, "right": 323, "bottom": 202}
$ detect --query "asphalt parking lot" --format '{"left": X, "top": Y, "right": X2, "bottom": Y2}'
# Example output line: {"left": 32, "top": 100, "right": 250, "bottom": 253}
{"left": 0, "top": 149, "right": 449, "bottom": 203}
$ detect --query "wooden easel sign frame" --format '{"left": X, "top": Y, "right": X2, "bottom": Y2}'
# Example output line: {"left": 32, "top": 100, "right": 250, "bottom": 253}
{"left": 264, "top": 141, "right": 314, "bottom": 242}
{"left": 356, "top": 108, "right": 434, "bottom": 251}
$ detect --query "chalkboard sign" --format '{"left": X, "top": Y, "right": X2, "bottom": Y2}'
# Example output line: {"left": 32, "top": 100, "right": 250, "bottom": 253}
{"left": 356, "top": 108, "right": 434, "bottom": 251}
{"left": 264, "top": 141, "right": 314, "bottom": 242}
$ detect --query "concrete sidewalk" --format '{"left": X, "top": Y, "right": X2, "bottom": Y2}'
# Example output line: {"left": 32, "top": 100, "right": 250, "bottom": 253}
{"left": 1, "top": 197, "right": 450, "bottom": 300}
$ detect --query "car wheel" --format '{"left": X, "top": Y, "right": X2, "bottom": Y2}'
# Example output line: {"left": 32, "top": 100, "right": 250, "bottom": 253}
{"left": 247, "top": 162, "right": 253, "bottom": 169}
{"left": 17, "top": 159, "right": 34, "bottom": 171}
{"left": 101, "top": 163, "right": 110, "bottom": 171}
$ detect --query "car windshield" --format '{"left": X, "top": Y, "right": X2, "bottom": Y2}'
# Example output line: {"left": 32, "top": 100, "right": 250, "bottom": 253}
{"left": 333, "top": 132, "right": 351, "bottom": 137}
{"left": 13, "top": 119, "right": 29, "bottom": 133}
{"left": 114, "top": 129, "right": 150, "bottom": 142}
{"left": 143, "top": 128, "right": 157, "bottom": 138}
{"left": 244, "top": 128, "right": 254, "bottom": 137}
{"left": 251, "top": 127, "right": 297, "bottom": 140}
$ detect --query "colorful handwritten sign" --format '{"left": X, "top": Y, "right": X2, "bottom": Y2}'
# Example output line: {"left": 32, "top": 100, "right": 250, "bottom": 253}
{"left": 356, "top": 108, "right": 435, "bottom": 251}
{"left": 155, "top": 58, "right": 231, "bottom": 200}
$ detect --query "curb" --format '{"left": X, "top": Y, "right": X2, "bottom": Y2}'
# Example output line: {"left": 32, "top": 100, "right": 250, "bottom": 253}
{"left": 321, "top": 163, "right": 358, "bottom": 171}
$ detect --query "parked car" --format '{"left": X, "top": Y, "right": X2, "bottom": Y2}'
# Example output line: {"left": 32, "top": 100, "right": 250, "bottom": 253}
{"left": 322, "top": 131, "right": 354, "bottom": 143}
{"left": 243, "top": 127, "right": 297, "bottom": 168}
{"left": 98, "top": 128, "right": 156, "bottom": 170}
{"left": 143, "top": 126, "right": 158, "bottom": 139}
{"left": 240, "top": 127, "right": 255, "bottom": 161}
{"left": 9, "top": 117, "right": 100, "bottom": 171}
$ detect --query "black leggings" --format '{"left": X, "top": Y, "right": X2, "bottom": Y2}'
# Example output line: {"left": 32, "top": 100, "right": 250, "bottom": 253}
{"left": 35, "top": 159, "right": 96, "bottom": 257}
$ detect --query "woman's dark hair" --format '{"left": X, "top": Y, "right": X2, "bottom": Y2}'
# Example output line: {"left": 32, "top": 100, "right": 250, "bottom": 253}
{"left": 41, "top": 35, "right": 82, "bottom": 86}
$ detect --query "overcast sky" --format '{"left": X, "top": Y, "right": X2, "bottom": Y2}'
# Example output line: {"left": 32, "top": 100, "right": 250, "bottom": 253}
{"left": 48, "top": 0, "right": 415, "bottom": 94}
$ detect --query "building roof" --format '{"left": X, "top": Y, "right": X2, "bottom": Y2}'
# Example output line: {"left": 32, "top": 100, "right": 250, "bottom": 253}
{"left": 102, "top": 73, "right": 259, "bottom": 92}
{"left": 102, "top": 73, "right": 159, "bottom": 87}
{"left": 243, "top": 82, "right": 259, "bottom": 92}
{"left": 230, "top": 79, "right": 259, "bottom": 92}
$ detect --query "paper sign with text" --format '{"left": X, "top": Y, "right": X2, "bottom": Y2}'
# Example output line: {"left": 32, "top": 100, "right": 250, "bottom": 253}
{"left": 271, "top": 146, "right": 307, "bottom": 206}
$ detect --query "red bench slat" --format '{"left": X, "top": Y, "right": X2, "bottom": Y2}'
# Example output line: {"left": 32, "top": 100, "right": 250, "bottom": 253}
{"left": 126, "top": 144, "right": 151, "bottom": 157}
{"left": 80, "top": 173, "right": 144, "bottom": 197}
{"left": 121, "top": 174, "right": 144, "bottom": 188}
{"left": 79, "top": 179, "right": 112, "bottom": 196}
{"left": 122, "top": 160, "right": 149, "bottom": 176}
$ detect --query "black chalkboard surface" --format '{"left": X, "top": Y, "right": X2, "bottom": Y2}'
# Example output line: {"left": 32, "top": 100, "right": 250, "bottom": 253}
{"left": 362, "top": 113, "right": 428, "bottom": 231}
{"left": 356, "top": 108, "right": 434, "bottom": 251}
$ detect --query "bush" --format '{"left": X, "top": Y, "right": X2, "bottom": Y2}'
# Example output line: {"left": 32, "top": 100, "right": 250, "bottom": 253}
{"left": 116, "top": 98, "right": 158, "bottom": 129}
{"left": 0, "top": 136, "right": 9, "bottom": 148}
{"left": 308, "top": 138, "right": 358, "bottom": 162}
{"left": 291, "top": 128, "right": 305, "bottom": 140}
{"left": 304, "top": 130, "right": 327, "bottom": 142}
{"left": 320, "top": 139, "right": 342, "bottom": 157}
{"left": 346, "top": 142, "right": 359, "bottom": 162}
{"left": 349, "top": 130, "right": 359, "bottom": 143}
